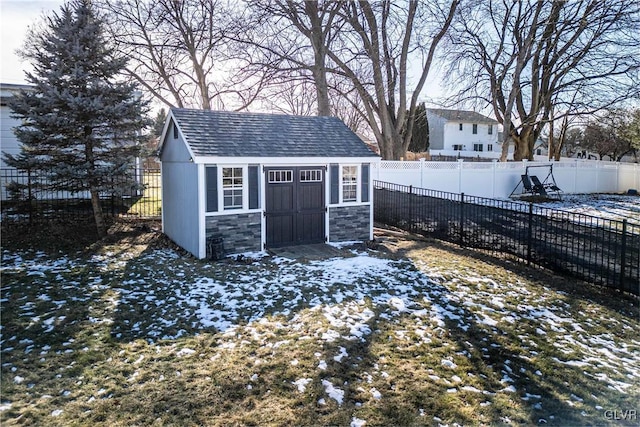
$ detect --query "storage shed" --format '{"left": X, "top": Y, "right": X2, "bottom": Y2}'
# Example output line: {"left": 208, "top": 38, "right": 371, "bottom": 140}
{"left": 159, "top": 108, "right": 379, "bottom": 259}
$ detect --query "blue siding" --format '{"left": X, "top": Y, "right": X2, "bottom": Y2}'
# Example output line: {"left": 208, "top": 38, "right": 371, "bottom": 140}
{"left": 162, "top": 162, "right": 199, "bottom": 257}
{"left": 161, "top": 123, "right": 200, "bottom": 257}
{"left": 160, "top": 118, "right": 192, "bottom": 162}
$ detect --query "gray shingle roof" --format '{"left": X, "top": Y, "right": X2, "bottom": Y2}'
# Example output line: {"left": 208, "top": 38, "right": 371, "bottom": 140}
{"left": 427, "top": 108, "right": 498, "bottom": 124}
{"left": 170, "top": 108, "right": 378, "bottom": 158}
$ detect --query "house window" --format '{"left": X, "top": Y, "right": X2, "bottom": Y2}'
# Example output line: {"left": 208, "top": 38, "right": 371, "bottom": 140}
{"left": 342, "top": 165, "right": 358, "bottom": 202}
{"left": 268, "top": 170, "right": 293, "bottom": 183}
{"left": 300, "top": 169, "right": 322, "bottom": 182}
{"left": 473, "top": 144, "right": 483, "bottom": 152}
{"left": 488, "top": 124, "right": 493, "bottom": 135}
{"left": 472, "top": 124, "right": 478, "bottom": 134}
{"left": 222, "top": 167, "right": 243, "bottom": 210}
{"left": 173, "top": 123, "right": 178, "bottom": 139}
{"left": 453, "top": 144, "right": 463, "bottom": 151}
{"left": 459, "top": 123, "right": 463, "bottom": 131}
{"left": 488, "top": 144, "right": 493, "bottom": 152}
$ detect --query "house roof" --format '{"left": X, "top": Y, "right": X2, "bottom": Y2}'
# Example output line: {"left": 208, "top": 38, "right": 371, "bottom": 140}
{"left": 427, "top": 108, "right": 498, "bottom": 124}
{"left": 168, "top": 108, "right": 378, "bottom": 158}
{"left": 0, "top": 83, "right": 34, "bottom": 102}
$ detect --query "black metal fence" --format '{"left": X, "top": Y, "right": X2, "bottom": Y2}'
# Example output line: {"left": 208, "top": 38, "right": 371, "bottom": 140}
{"left": 1, "top": 167, "right": 161, "bottom": 223}
{"left": 374, "top": 180, "right": 640, "bottom": 296}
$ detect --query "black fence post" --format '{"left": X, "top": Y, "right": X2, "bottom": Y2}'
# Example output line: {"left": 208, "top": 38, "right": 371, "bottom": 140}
{"left": 620, "top": 219, "right": 627, "bottom": 289}
{"left": 27, "top": 169, "right": 34, "bottom": 225}
{"left": 459, "top": 192, "right": 465, "bottom": 247}
{"left": 409, "top": 185, "right": 413, "bottom": 233}
{"left": 527, "top": 202, "right": 533, "bottom": 265}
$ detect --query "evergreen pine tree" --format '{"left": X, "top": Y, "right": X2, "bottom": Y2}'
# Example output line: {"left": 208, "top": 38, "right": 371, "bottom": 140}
{"left": 6, "top": 0, "right": 150, "bottom": 237}
{"left": 408, "top": 103, "right": 430, "bottom": 153}
{"left": 153, "top": 108, "right": 167, "bottom": 138}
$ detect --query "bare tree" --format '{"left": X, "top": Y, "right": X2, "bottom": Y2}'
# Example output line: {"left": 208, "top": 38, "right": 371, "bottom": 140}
{"left": 258, "top": 74, "right": 371, "bottom": 139}
{"left": 242, "top": 0, "right": 456, "bottom": 159}
{"left": 582, "top": 109, "right": 638, "bottom": 161}
{"left": 446, "top": 0, "right": 640, "bottom": 161}
{"left": 327, "top": 0, "right": 458, "bottom": 159}
{"left": 239, "top": 0, "right": 344, "bottom": 116}
{"left": 259, "top": 77, "right": 318, "bottom": 116}
{"left": 99, "top": 0, "right": 268, "bottom": 110}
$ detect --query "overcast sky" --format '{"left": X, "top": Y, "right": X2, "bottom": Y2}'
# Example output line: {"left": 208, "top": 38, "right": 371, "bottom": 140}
{"left": 1, "top": 0, "right": 65, "bottom": 84}
{"left": 0, "top": 0, "right": 448, "bottom": 110}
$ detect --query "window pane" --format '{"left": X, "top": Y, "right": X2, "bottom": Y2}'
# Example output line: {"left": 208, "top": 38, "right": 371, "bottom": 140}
{"left": 300, "top": 169, "right": 322, "bottom": 182}
{"left": 342, "top": 165, "right": 358, "bottom": 202}
{"left": 268, "top": 170, "right": 293, "bottom": 183}
{"left": 222, "top": 167, "right": 243, "bottom": 209}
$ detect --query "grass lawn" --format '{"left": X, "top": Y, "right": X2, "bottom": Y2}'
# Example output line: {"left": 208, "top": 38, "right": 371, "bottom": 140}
{"left": 1, "top": 222, "right": 638, "bottom": 426}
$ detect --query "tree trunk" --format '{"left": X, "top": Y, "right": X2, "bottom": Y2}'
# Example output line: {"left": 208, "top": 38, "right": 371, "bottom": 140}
{"left": 311, "top": 65, "right": 330, "bottom": 116}
{"left": 305, "top": 1, "right": 331, "bottom": 117}
{"left": 500, "top": 137, "right": 510, "bottom": 161}
{"left": 90, "top": 187, "right": 107, "bottom": 238}
{"left": 512, "top": 128, "right": 536, "bottom": 161}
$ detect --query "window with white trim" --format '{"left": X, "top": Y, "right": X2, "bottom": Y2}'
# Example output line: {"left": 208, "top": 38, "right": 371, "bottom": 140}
{"left": 459, "top": 123, "right": 463, "bottom": 131}
{"left": 453, "top": 144, "right": 463, "bottom": 151}
{"left": 222, "top": 167, "right": 243, "bottom": 210}
{"left": 487, "top": 144, "right": 493, "bottom": 151}
{"left": 268, "top": 170, "right": 293, "bottom": 183}
{"left": 342, "top": 166, "right": 358, "bottom": 202}
{"left": 300, "top": 169, "right": 322, "bottom": 182}
{"left": 472, "top": 123, "right": 478, "bottom": 134}
{"left": 473, "top": 143, "right": 483, "bottom": 152}
{"left": 488, "top": 124, "right": 493, "bottom": 135}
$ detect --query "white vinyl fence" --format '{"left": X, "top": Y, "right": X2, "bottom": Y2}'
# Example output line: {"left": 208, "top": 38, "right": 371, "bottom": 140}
{"left": 373, "top": 159, "right": 640, "bottom": 198}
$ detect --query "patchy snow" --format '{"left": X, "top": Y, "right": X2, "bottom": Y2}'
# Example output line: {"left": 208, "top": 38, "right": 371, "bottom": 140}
{"left": 369, "top": 388, "right": 382, "bottom": 399}
{"left": 2, "top": 211, "right": 638, "bottom": 425}
{"left": 322, "top": 379, "right": 345, "bottom": 405}
{"left": 292, "top": 378, "right": 312, "bottom": 393}
{"left": 176, "top": 348, "right": 196, "bottom": 357}
{"left": 441, "top": 359, "right": 458, "bottom": 370}
{"left": 334, "top": 347, "right": 348, "bottom": 362}
{"left": 535, "top": 194, "right": 640, "bottom": 225}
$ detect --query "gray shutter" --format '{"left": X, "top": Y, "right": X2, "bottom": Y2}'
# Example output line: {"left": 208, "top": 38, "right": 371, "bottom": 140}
{"left": 206, "top": 166, "right": 218, "bottom": 212}
{"left": 330, "top": 164, "right": 339, "bottom": 204}
{"left": 361, "top": 163, "right": 370, "bottom": 202}
{"left": 248, "top": 165, "right": 259, "bottom": 209}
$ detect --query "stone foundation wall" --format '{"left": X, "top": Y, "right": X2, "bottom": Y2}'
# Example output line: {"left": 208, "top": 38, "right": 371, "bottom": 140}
{"left": 329, "top": 204, "right": 371, "bottom": 242}
{"left": 205, "top": 212, "right": 262, "bottom": 255}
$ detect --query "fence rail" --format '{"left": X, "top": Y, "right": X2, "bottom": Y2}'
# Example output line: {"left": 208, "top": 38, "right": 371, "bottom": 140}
{"left": 373, "top": 159, "right": 640, "bottom": 198}
{"left": 373, "top": 180, "right": 639, "bottom": 296}
{"left": 1, "top": 167, "right": 161, "bottom": 222}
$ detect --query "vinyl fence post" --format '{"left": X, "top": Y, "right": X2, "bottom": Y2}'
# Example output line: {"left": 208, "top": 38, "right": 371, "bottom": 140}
{"left": 620, "top": 219, "right": 627, "bottom": 289}
{"left": 460, "top": 192, "right": 465, "bottom": 247}
{"left": 527, "top": 202, "right": 533, "bottom": 265}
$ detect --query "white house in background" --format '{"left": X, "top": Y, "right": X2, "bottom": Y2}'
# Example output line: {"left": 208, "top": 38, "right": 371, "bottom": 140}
{"left": 426, "top": 108, "right": 499, "bottom": 154}
{"left": 0, "top": 83, "right": 34, "bottom": 168}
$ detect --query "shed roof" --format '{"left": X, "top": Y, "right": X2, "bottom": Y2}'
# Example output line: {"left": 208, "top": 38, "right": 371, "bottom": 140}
{"left": 427, "top": 108, "right": 498, "bottom": 124}
{"left": 168, "top": 108, "right": 378, "bottom": 158}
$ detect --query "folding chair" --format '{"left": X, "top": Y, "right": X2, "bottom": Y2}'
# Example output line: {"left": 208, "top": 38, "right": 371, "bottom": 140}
{"left": 521, "top": 175, "right": 534, "bottom": 194}
{"left": 529, "top": 175, "right": 547, "bottom": 196}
